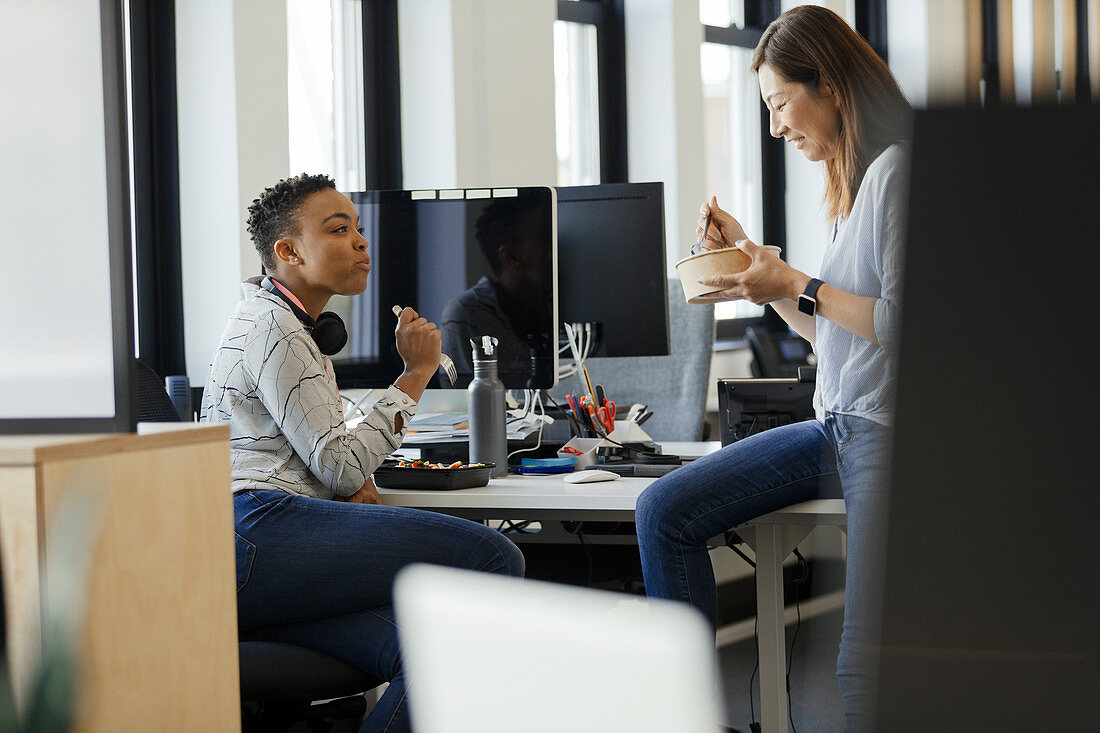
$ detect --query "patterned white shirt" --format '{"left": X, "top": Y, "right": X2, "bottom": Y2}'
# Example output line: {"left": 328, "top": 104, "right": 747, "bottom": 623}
{"left": 814, "top": 143, "right": 908, "bottom": 426}
{"left": 200, "top": 277, "right": 417, "bottom": 499}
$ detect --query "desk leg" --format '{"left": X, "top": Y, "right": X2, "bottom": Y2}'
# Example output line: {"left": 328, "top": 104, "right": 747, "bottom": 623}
{"left": 755, "top": 523, "right": 788, "bottom": 733}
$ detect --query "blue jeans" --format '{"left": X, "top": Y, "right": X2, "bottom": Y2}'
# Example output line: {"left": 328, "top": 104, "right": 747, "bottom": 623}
{"left": 635, "top": 414, "right": 891, "bottom": 732}
{"left": 234, "top": 490, "right": 525, "bottom": 733}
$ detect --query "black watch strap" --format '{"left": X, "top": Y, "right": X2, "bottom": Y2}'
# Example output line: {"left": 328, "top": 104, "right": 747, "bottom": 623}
{"left": 798, "top": 278, "right": 824, "bottom": 316}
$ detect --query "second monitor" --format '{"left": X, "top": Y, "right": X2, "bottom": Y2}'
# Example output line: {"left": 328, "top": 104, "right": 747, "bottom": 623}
{"left": 556, "top": 182, "right": 670, "bottom": 358}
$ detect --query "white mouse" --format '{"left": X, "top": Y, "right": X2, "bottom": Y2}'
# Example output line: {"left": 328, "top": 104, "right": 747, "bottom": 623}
{"left": 563, "top": 469, "right": 620, "bottom": 484}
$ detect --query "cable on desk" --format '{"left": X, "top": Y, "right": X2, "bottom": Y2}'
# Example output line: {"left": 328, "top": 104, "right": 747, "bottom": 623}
{"left": 540, "top": 390, "right": 586, "bottom": 439}
{"left": 507, "top": 391, "right": 545, "bottom": 462}
{"left": 498, "top": 519, "right": 539, "bottom": 535}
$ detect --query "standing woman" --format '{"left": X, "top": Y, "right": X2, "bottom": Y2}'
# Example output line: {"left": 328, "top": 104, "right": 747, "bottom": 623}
{"left": 635, "top": 6, "right": 911, "bottom": 730}
{"left": 201, "top": 173, "right": 524, "bottom": 733}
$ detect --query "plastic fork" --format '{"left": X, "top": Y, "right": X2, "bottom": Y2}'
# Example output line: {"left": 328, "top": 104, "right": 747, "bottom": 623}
{"left": 392, "top": 305, "right": 458, "bottom": 384}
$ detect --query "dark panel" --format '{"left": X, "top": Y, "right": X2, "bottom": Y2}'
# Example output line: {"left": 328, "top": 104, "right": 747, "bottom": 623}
{"left": 362, "top": 0, "right": 403, "bottom": 189}
{"left": 877, "top": 105, "right": 1100, "bottom": 730}
{"left": 597, "top": 0, "right": 628, "bottom": 183}
{"left": 130, "top": 0, "right": 186, "bottom": 378}
{"left": 854, "top": 0, "right": 888, "bottom": 63}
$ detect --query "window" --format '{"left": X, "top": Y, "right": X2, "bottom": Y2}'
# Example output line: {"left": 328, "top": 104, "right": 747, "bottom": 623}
{"left": 554, "top": 0, "right": 628, "bottom": 185}
{"left": 701, "top": 41, "right": 765, "bottom": 321}
{"left": 700, "top": 1, "right": 783, "bottom": 331}
{"left": 554, "top": 19, "right": 601, "bottom": 186}
{"left": 287, "top": 0, "right": 366, "bottom": 190}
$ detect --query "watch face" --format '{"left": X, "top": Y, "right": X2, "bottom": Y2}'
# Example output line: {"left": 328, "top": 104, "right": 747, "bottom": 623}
{"left": 798, "top": 294, "right": 816, "bottom": 316}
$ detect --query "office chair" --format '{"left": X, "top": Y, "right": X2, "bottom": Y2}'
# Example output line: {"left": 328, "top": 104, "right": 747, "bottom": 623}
{"left": 744, "top": 326, "right": 813, "bottom": 379}
{"left": 552, "top": 279, "right": 715, "bottom": 441}
{"left": 132, "top": 359, "right": 381, "bottom": 732}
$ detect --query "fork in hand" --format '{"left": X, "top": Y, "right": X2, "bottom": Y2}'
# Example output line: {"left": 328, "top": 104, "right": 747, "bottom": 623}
{"left": 392, "top": 305, "right": 458, "bottom": 385}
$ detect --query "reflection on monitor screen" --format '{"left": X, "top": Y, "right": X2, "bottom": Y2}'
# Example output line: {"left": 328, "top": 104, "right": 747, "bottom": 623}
{"left": 330, "top": 187, "right": 558, "bottom": 390}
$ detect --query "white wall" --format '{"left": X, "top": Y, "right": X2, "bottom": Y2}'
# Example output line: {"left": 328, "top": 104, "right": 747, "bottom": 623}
{"left": 399, "top": 0, "right": 459, "bottom": 188}
{"left": 625, "top": 0, "right": 707, "bottom": 273}
{"left": 176, "top": 0, "right": 290, "bottom": 382}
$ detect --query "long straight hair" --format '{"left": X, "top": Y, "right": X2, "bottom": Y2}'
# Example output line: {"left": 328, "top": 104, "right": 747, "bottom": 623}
{"left": 751, "top": 6, "right": 911, "bottom": 221}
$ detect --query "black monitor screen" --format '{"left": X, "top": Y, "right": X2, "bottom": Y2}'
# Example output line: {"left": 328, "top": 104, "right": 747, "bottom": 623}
{"left": 329, "top": 187, "right": 558, "bottom": 390}
{"left": 556, "top": 182, "right": 670, "bottom": 357}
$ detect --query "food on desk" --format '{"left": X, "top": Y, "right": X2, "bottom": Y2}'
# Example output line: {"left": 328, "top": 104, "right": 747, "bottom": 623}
{"left": 393, "top": 460, "right": 485, "bottom": 469}
{"left": 373, "top": 459, "right": 495, "bottom": 491}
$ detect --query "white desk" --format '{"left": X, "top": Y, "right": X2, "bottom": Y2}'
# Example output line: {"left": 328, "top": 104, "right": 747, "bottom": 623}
{"left": 740, "top": 500, "right": 848, "bottom": 733}
{"left": 379, "top": 447, "right": 847, "bottom": 733}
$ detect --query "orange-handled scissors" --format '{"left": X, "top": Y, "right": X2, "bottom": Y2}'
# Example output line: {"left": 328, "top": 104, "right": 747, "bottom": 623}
{"left": 597, "top": 400, "right": 616, "bottom": 433}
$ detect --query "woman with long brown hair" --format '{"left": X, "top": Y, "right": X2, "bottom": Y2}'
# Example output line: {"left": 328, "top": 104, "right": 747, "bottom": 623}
{"left": 636, "top": 6, "right": 910, "bottom": 730}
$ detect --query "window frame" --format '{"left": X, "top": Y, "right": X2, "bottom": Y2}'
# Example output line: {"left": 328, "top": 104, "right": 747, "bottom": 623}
{"left": 361, "top": 0, "right": 403, "bottom": 189}
{"left": 557, "top": 0, "right": 628, "bottom": 183}
{"left": 128, "top": 0, "right": 186, "bottom": 379}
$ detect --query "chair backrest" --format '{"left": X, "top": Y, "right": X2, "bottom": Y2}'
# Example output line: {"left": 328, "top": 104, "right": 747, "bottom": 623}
{"left": 550, "top": 279, "right": 714, "bottom": 441}
{"left": 394, "top": 564, "right": 722, "bottom": 733}
{"left": 133, "top": 359, "right": 182, "bottom": 423}
{"left": 745, "top": 326, "right": 784, "bottom": 378}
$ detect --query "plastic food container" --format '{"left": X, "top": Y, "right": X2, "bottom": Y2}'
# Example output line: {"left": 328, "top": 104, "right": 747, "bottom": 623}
{"left": 372, "top": 461, "right": 495, "bottom": 490}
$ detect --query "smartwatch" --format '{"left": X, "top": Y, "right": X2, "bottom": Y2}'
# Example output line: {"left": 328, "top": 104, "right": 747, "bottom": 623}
{"left": 797, "top": 278, "right": 824, "bottom": 316}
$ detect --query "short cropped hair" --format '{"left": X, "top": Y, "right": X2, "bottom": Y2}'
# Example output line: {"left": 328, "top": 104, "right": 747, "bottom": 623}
{"left": 246, "top": 173, "right": 336, "bottom": 271}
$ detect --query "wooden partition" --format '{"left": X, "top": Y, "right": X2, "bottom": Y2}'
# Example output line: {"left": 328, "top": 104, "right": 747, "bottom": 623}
{"left": 0, "top": 426, "right": 239, "bottom": 732}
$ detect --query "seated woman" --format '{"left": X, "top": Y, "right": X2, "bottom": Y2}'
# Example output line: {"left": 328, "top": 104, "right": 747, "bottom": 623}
{"left": 200, "top": 173, "right": 524, "bottom": 733}
{"left": 635, "top": 6, "right": 911, "bottom": 731}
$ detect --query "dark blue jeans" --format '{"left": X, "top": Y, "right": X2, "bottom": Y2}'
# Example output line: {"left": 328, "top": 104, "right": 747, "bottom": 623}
{"left": 234, "top": 490, "right": 525, "bottom": 733}
{"left": 635, "top": 414, "right": 891, "bottom": 732}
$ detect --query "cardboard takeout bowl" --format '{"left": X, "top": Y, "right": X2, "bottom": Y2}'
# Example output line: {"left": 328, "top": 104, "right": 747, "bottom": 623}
{"left": 674, "top": 245, "right": 781, "bottom": 304}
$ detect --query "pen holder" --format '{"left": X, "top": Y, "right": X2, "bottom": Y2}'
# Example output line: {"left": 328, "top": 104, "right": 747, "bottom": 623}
{"left": 610, "top": 421, "right": 653, "bottom": 444}
{"left": 558, "top": 437, "right": 602, "bottom": 469}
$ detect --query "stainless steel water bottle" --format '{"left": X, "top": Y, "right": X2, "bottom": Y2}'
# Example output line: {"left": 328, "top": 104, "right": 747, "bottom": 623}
{"left": 468, "top": 336, "right": 507, "bottom": 478}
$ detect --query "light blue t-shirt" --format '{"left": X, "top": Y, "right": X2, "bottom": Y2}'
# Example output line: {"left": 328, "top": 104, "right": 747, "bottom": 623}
{"left": 814, "top": 143, "right": 908, "bottom": 426}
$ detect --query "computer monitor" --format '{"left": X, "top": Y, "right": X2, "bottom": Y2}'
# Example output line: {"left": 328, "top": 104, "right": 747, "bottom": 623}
{"left": 329, "top": 187, "right": 558, "bottom": 390}
{"left": 555, "top": 182, "right": 670, "bottom": 357}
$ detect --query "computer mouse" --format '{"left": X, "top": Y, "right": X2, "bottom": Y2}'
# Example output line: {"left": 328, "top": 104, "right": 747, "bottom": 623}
{"left": 563, "top": 469, "right": 620, "bottom": 484}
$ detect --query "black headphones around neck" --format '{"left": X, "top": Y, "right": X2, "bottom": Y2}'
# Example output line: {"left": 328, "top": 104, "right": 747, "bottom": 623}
{"left": 262, "top": 278, "right": 348, "bottom": 356}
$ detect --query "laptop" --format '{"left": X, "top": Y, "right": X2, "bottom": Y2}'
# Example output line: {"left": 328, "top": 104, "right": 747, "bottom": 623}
{"left": 394, "top": 564, "right": 724, "bottom": 733}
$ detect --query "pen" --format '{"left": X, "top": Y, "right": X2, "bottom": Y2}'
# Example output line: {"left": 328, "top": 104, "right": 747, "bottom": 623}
{"left": 581, "top": 365, "right": 598, "bottom": 408}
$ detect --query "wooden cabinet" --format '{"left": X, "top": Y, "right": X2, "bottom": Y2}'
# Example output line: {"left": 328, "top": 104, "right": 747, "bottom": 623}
{"left": 0, "top": 426, "right": 240, "bottom": 732}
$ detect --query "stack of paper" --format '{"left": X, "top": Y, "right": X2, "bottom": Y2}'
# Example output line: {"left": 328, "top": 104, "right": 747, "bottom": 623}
{"left": 407, "top": 412, "right": 469, "bottom": 433}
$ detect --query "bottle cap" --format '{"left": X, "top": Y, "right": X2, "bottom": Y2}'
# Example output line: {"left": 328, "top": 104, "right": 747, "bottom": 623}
{"left": 470, "top": 335, "right": 499, "bottom": 361}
